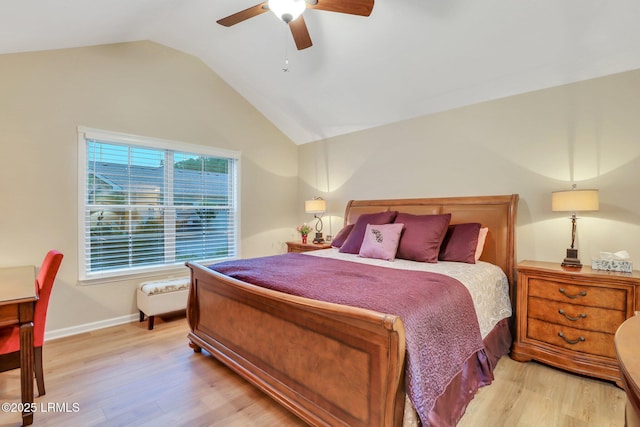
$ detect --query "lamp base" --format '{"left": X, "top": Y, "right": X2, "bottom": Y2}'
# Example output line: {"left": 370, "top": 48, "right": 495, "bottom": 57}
{"left": 313, "top": 232, "right": 325, "bottom": 244}
{"left": 561, "top": 248, "right": 582, "bottom": 268}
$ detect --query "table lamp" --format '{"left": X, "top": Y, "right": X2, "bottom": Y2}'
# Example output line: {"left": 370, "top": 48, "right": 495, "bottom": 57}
{"left": 551, "top": 185, "right": 599, "bottom": 268}
{"left": 305, "top": 197, "right": 326, "bottom": 244}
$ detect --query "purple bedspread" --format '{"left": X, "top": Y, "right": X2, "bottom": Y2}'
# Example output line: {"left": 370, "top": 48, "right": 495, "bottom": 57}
{"left": 210, "top": 253, "right": 487, "bottom": 425}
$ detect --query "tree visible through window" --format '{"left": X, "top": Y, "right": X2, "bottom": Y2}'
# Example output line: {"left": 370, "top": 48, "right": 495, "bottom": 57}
{"left": 79, "top": 128, "right": 239, "bottom": 280}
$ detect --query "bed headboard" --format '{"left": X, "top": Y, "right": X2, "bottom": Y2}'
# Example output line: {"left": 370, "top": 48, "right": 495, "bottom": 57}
{"left": 344, "top": 194, "right": 519, "bottom": 288}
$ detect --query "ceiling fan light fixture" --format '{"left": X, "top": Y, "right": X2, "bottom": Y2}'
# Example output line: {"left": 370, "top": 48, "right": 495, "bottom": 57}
{"left": 268, "top": 0, "right": 306, "bottom": 23}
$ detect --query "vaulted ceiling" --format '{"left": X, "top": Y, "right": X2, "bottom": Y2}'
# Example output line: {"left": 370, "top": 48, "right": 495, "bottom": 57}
{"left": 2, "top": 0, "right": 639, "bottom": 144}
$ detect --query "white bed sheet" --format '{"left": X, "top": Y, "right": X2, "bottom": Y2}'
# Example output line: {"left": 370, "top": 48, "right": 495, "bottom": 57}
{"left": 303, "top": 248, "right": 512, "bottom": 338}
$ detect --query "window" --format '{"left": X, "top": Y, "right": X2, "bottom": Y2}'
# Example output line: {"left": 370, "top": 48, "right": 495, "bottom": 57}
{"left": 78, "top": 127, "right": 240, "bottom": 281}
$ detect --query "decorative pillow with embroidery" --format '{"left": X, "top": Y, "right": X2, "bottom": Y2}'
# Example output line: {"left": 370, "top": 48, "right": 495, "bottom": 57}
{"left": 358, "top": 223, "right": 404, "bottom": 261}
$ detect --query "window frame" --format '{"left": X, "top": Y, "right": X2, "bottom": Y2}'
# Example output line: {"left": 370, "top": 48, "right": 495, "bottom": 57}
{"left": 77, "top": 126, "right": 241, "bottom": 283}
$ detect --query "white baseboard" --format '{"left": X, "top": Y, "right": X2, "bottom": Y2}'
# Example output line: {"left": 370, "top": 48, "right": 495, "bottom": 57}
{"left": 44, "top": 313, "right": 139, "bottom": 341}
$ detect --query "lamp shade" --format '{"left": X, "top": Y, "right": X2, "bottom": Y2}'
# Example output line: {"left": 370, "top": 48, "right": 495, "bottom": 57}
{"left": 552, "top": 189, "right": 599, "bottom": 212}
{"left": 268, "top": 0, "right": 306, "bottom": 23}
{"left": 305, "top": 199, "right": 326, "bottom": 214}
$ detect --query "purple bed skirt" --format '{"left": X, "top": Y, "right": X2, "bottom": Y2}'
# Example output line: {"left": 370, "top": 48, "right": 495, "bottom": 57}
{"left": 426, "top": 317, "right": 512, "bottom": 426}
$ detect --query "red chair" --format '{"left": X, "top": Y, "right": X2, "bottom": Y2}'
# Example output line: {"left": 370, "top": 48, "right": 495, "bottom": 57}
{"left": 0, "top": 250, "right": 63, "bottom": 396}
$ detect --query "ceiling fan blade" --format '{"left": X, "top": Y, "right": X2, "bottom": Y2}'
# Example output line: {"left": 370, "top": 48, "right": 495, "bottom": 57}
{"left": 217, "top": 2, "right": 269, "bottom": 27}
{"left": 289, "top": 15, "right": 313, "bottom": 50}
{"left": 306, "top": 0, "right": 374, "bottom": 17}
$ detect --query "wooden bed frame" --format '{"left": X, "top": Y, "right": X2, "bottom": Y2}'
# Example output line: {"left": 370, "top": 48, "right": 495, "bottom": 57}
{"left": 186, "top": 194, "right": 518, "bottom": 427}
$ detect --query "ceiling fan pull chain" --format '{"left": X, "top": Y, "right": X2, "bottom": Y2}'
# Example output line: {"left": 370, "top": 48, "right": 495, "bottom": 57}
{"left": 282, "top": 26, "right": 290, "bottom": 72}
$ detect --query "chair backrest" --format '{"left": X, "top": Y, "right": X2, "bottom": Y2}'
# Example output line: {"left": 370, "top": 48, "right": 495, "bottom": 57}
{"left": 33, "top": 250, "right": 63, "bottom": 347}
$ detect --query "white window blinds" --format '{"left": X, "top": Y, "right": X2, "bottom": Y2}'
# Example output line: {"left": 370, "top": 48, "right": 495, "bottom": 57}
{"left": 78, "top": 128, "right": 239, "bottom": 280}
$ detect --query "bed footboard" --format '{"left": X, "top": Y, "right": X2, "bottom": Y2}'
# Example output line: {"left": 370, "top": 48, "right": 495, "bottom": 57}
{"left": 186, "top": 261, "right": 407, "bottom": 427}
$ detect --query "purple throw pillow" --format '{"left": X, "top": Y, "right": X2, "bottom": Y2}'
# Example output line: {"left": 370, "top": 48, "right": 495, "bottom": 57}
{"left": 358, "top": 223, "right": 404, "bottom": 261}
{"left": 439, "top": 223, "right": 482, "bottom": 263}
{"left": 395, "top": 213, "right": 451, "bottom": 262}
{"left": 331, "top": 224, "right": 355, "bottom": 248}
{"left": 339, "top": 211, "right": 398, "bottom": 254}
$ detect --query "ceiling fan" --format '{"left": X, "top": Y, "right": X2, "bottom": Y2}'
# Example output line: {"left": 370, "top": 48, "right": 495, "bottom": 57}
{"left": 217, "top": 0, "right": 375, "bottom": 50}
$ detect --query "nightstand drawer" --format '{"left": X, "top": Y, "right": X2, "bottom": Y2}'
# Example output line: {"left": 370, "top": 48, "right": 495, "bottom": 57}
{"left": 528, "top": 318, "right": 615, "bottom": 359}
{"left": 528, "top": 296, "right": 625, "bottom": 334}
{"left": 528, "top": 278, "right": 627, "bottom": 311}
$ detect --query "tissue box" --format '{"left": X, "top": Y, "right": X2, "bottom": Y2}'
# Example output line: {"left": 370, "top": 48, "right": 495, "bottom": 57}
{"left": 591, "top": 258, "right": 633, "bottom": 273}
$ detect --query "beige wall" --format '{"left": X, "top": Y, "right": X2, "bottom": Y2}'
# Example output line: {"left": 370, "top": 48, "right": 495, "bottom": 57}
{"left": 299, "top": 69, "right": 640, "bottom": 266}
{"left": 2, "top": 40, "right": 638, "bottom": 338}
{"left": 0, "top": 41, "right": 298, "bottom": 335}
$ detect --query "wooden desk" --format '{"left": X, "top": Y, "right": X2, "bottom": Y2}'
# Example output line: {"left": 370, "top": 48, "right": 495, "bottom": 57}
{"left": 615, "top": 314, "right": 640, "bottom": 427}
{"left": 0, "top": 266, "right": 37, "bottom": 426}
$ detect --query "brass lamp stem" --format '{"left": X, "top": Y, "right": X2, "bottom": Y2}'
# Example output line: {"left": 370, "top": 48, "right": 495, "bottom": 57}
{"left": 570, "top": 212, "right": 577, "bottom": 249}
{"left": 313, "top": 214, "right": 324, "bottom": 244}
{"left": 562, "top": 212, "right": 582, "bottom": 268}
{"left": 314, "top": 214, "right": 323, "bottom": 233}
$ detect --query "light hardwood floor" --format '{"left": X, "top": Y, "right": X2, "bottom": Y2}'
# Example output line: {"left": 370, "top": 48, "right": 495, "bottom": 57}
{"left": 0, "top": 315, "right": 627, "bottom": 427}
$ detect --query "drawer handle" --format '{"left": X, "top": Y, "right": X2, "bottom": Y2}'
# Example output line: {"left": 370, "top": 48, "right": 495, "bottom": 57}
{"left": 558, "top": 309, "right": 587, "bottom": 321}
{"left": 558, "top": 332, "right": 585, "bottom": 345}
{"left": 558, "top": 288, "right": 587, "bottom": 299}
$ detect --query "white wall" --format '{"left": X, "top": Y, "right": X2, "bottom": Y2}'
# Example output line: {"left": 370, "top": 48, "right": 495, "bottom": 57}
{"left": 0, "top": 41, "right": 298, "bottom": 335}
{"left": 298, "top": 69, "right": 640, "bottom": 267}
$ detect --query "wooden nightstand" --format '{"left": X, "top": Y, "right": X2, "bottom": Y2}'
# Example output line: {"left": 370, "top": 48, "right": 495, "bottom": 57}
{"left": 511, "top": 260, "right": 640, "bottom": 386}
{"left": 286, "top": 241, "right": 332, "bottom": 253}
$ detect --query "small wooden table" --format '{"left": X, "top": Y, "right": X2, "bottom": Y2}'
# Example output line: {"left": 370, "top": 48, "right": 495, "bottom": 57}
{"left": 616, "top": 314, "right": 640, "bottom": 427}
{"left": 0, "top": 266, "right": 37, "bottom": 426}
